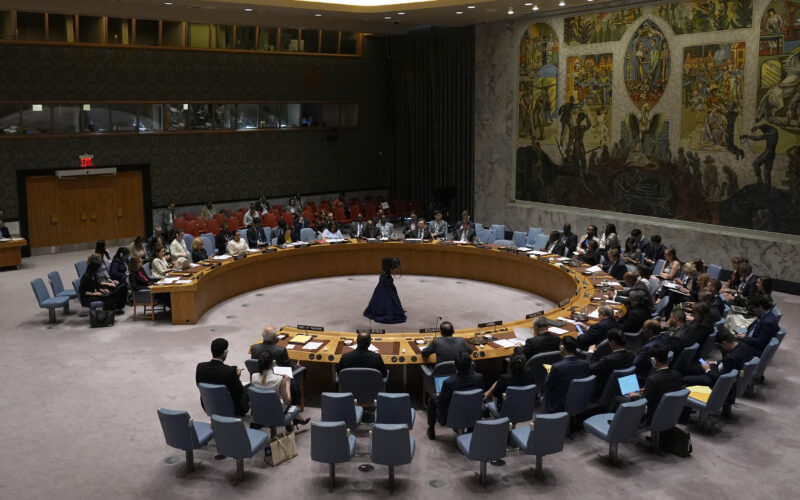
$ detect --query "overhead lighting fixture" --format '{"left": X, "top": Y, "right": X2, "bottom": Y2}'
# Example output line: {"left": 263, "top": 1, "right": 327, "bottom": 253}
{"left": 82, "top": 104, "right": 91, "bottom": 111}
{"left": 456, "top": 11, "right": 463, "bottom": 14}
{"left": 315, "top": 13, "right": 322, "bottom": 16}
{"left": 164, "top": 2, "right": 172, "bottom": 5}
{"left": 244, "top": 8, "right": 253, "bottom": 11}
{"left": 32, "top": 104, "right": 43, "bottom": 112}
{"left": 507, "top": 7, "right": 514, "bottom": 14}
{"left": 559, "top": 0, "right": 565, "bottom": 5}
{"left": 524, "top": 2, "right": 532, "bottom": 5}
{"left": 398, "top": 12, "right": 405, "bottom": 15}
{"left": 384, "top": 16, "right": 391, "bottom": 19}
{"left": 467, "top": 5, "right": 475, "bottom": 8}
{"left": 183, "top": 104, "right": 189, "bottom": 111}
{"left": 532, "top": 4, "right": 539, "bottom": 9}
{"left": 298, "top": 0, "right": 437, "bottom": 6}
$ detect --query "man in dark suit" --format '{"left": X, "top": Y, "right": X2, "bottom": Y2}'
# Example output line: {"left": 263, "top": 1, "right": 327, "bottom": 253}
{"left": 403, "top": 211, "right": 419, "bottom": 238}
{"left": 337, "top": 332, "right": 387, "bottom": 377}
{"left": 196, "top": 338, "right": 249, "bottom": 417}
{"left": 577, "top": 305, "right": 618, "bottom": 350}
{"left": 427, "top": 351, "right": 484, "bottom": 440}
{"left": 619, "top": 344, "right": 682, "bottom": 424}
{"left": 587, "top": 329, "right": 635, "bottom": 398}
{"left": 454, "top": 221, "right": 476, "bottom": 243}
{"left": 422, "top": 321, "right": 470, "bottom": 363}
{"left": 362, "top": 219, "right": 381, "bottom": 239}
{"left": 618, "top": 289, "right": 652, "bottom": 333}
{"left": 616, "top": 264, "right": 655, "bottom": 309}
{"left": 0, "top": 218, "right": 10, "bottom": 239}
{"left": 603, "top": 248, "right": 628, "bottom": 281}
{"left": 246, "top": 217, "right": 268, "bottom": 248}
{"left": 666, "top": 309, "right": 694, "bottom": 353}
{"left": 350, "top": 214, "right": 368, "bottom": 239}
{"left": 631, "top": 228, "right": 650, "bottom": 255}
{"left": 558, "top": 223, "right": 578, "bottom": 256}
{"left": 543, "top": 336, "right": 591, "bottom": 412}
{"left": 408, "top": 218, "right": 432, "bottom": 239}
{"left": 523, "top": 317, "right": 561, "bottom": 359}
{"left": 215, "top": 222, "right": 234, "bottom": 254}
{"left": 634, "top": 320, "right": 669, "bottom": 380}
{"left": 250, "top": 326, "right": 291, "bottom": 367}
{"left": 738, "top": 294, "right": 779, "bottom": 355}
{"left": 643, "top": 234, "right": 665, "bottom": 267}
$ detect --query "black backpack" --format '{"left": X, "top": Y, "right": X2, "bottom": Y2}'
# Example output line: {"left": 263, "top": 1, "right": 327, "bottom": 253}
{"left": 660, "top": 427, "right": 692, "bottom": 457}
{"left": 90, "top": 309, "right": 116, "bottom": 328}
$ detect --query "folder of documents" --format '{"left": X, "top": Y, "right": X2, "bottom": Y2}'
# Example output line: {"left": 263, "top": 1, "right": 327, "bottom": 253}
{"left": 290, "top": 334, "right": 312, "bottom": 344}
{"left": 687, "top": 385, "right": 712, "bottom": 403}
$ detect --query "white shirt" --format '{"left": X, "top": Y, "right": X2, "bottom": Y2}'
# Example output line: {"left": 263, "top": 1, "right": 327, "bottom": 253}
{"left": 227, "top": 238, "right": 249, "bottom": 255}
{"left": 322, "top": 229, "right": 343, "bottom": 240}
{"left": 170, "top": 238, "right": 189, "bottom": 259}
{"left": 243, "top": 210, "right": 259, "bottom": 227}
{"left": 251, "top": 369, "right": 286, "bottom": 409}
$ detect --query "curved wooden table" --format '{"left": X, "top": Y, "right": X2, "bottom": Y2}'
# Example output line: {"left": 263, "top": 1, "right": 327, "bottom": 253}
{"left": 154, "top": 241, "right": 626, "bottom": 367}
{"left": 0, "top": 237, "right": 27, "bottom": 269}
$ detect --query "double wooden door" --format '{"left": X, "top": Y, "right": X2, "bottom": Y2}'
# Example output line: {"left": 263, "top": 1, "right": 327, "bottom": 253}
{"left": 26, "top": 170, "right": 144, "bottom": 248}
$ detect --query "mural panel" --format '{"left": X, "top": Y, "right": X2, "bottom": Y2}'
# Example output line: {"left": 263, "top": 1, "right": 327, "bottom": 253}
{"left": 519, "top": 24, "right": 558, "bottom": 146}
{"left": 564, "top": 9, "right": 642, "bottom": 45}
{"left": 624, "top": 20, "right": 670, "bottom": 110}
{"left": 565, "top": 54, "right": 613, "bottom": 160}
{"left": 656, "top": 0, "right": 753, "bottom": 34}
{"left": 680, "top": 42, "right": 746, "bottom": 157}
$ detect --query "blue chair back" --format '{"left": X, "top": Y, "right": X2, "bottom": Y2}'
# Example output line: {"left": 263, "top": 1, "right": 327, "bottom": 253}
{"left": 754, "top": 338, "right": 780, "bottom": 378}
{"left": 248, "top": 387, "right": 286, "bottom": 428}
{"left": 672, "top": 342, "right": 699, "bottom": 372}
{"left": 652, "top": 259, "right": 666, "bottom": 276}
{"left": 775, "top": 328, "right": 786, "bottom": 343}
{"left": 244, "top": 358, "right": 259, "bottom": 375}
{"left": 445, "top": 389, "right": 483, "bottom": 429}
{"left": 479, "top": 228, "right": 496, "bottom": 244}
{"left": 527, "top": 412, "right": 569, "bottom": 456}
{"left": 30, "top": 278, "right": 52, "bottom": 306}
{"left": 736, "top": 357, "right": 760, "bottom": 398}
{"left": 263, "top": 227, "right": 272, "bottom": 243}
{"left": 598, "top": 366, "right": 635, "bottom": 408}
{"left": 699, "top": 332, "right": 717, "bottom": 360}
{"left": 526, "top": 351, "right": 563, "bottom": 387}
{"left": 197, "top": 382, "right": 236, "bottom": 418}
{"left": 490, "top": 224, "right": 505, "bottom": 240}
{"left": 371, "top": 423, "right": 413, "bottom": 466}
{"left": 72, "top": 278, "right": 81, "bottom": 294}
{"left": 143, "top": 261, "right": 152, "bottom": 277}
{"left": 47, "top": 271, "right": 66, "bottom": 295}
{"left": 321, "top": 392, "right": 360, "bottom": 429}
{"left": 210, "top": 415, "right": 252, "bottom": 459}
{"left": 466, "top": 417, "right": 509, "bottom": 461}
{"left": 157, "top": 408, "right": 205, "bottom": 451}
{"left": 497, "top": 384, "right": 537, "bottom": 424}
{"left": 533, "top": 233, "right": 549, "bottom": 250}
{"left": 201, "top": 235, "right": 216, "bottom": 256}
{"left": 564, "top": 375, "right": 596, "bottom": 416}
{"left": 494, "top": 239, "right": 515, "bottom": 248}
{"left": 375, "top": 393, "right": 415, "bottom": 428}
{"left": 430, "top": 361, "right": 455, "bottom": 378}
{"left": 182, "top": 233, "right": 194, "bottom": 250}
{"left": 526, "top": 228, "right": 543, "bottom": 247}
{"left": 705, "top": 369, "right": 739, "bottom": 411}
{"left": 473, "top": 222, "right": 484, "bottom": 235}
{"left": 606, "top": 398, "right": 647, "bottom": 443}
{"left": 338, "top": 367, "right": 385, "bottom": 405}
{"left": 649, "top": 389, "right": 690, "bottom": 432}
{"left": 75, "top": 260, "right": 87, "bottom": 278}
{"left": 301, "top": 227, "right": 316, "bottom": 242}
{"left": 512, "top": 231, "right": 527, "bottom": 247}
{"left": 707, "top": 264, "right": 722, "bottom": 279}
{"left": 652, "top": 295, "right": 670, "bottom": 318}
{"left": 311, "top": 421, "right": 353, "bottom": 464}
{"left": 772, "top": 308, "right": 783, "bottom": 323}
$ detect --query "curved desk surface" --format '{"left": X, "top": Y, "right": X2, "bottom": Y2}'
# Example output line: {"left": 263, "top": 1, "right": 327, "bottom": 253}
{"left": 154, "top": 241, "right": 627, "bottom": 366}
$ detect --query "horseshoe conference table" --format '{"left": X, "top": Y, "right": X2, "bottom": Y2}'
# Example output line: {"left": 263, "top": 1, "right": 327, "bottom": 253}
{"left": 153, "top": 241, "right": 627, "bottom": 368}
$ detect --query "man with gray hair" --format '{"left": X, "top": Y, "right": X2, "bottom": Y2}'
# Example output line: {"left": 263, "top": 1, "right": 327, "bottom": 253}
{"left": 250, "top": 325, "right": 291, "bottom": 367}
{"left": 523, "top": 316, "right": 561, "bottom": 359}
{"left": 577, "top": 305, "right": 618, "bottom": 350}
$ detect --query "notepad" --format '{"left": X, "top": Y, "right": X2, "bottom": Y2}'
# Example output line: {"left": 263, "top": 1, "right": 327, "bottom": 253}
{"left": 285, "top": 344, "right": 295, "bottom": 350}
{"left": 494, "top": 339, "right": 519, "bottom": 348}
{"left": 303, "top": 341, "right": 323, "bottom": 350}
{"left": 617, "top": 374, "right": 640, "bottom": 395}
{"left": 588, "top": 309, "right": 600, "bottom": 319}
{"left": 273, "top": 366, "right": 294, "bottom": 379}
{"left": 543, "top": 363, "right": 552, "bottom": 374}
{"left": 585, "top": 265, "right": 603, "bottom": 273}
{"left": 213, "top": 255, "right": 230, "bottom": 260}
{"left": 687, "top": 385, "right": 712, "bottom": 403}
{"left": 290, "top": 334, "right": 312, "bottom": 344}
{"left": 175, "top": 279, "right": 193, "bottom": 284}
{"left": 435, "top": 376, "right": 450, "bottom": 393}
{"left": 548, "top": 327, "right": 570, "bottom": 335}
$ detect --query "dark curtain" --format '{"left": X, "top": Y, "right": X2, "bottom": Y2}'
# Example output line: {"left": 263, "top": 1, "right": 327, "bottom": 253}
{"left": 387, "top": 26, "right": 475, "bottom": 221}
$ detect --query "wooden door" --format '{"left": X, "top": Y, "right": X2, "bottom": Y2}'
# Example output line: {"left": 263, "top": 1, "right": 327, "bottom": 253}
{"left": 26, "top": 176, "right": 60, "bottom": 248}
{"left": 112, "top": 170, "right": 145, "bottom": 240}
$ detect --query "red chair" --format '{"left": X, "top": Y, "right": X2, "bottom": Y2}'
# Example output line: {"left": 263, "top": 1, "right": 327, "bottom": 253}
{"left": 282, "top": 212, "right": 295, "bottom": 226}
{"left": 334, "top": 206, "right": 351, "bottom": 224}
{"left": 263, "top": 213, "right": 278, "bottom": 228}
{"left": 393, "top": 200, "right": 408, "bottom": 218}
{"left": 364, "top": 203, "right": 377, "bottom": 219}
{"left": 185, "top": 220, "right": 199, "bottom": 237}
{"left": 173, "top": 218, "right": 186, "bottom": 232}
{"left": 303, "top": 208, "right": 315, "bottom": 222}
{"left": 272, "top": 204, "right": 284, "bottom": 214}
{"left": 196, "top": 218, "right": 207, "bottom": 233}
{"left": 205, "top": 219, "right": 220, "bottom": 235}
{"left": 269, "top": 208, "right": 281, "bottom": 218}
{"left": 349, "top": 202, "right": 362, "bottom": 217}
{"left": 213, "top": 213, "right": 227, "bottom": 226}
{"left": 304, "top": 201, "right": 317, "bottom": 212}
{"left": 182, "top": 212, "right": 195, "bottom": 221}
{"left": 228, "top": 216, "right": 241, "bottom": 231}
{"left": 320, "top": 200, "right": 332, "bottom": 212}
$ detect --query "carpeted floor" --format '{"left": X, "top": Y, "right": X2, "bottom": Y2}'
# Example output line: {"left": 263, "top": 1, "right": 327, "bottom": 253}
{"left": 1, "top": 248, "right": 798, "bottom": 500}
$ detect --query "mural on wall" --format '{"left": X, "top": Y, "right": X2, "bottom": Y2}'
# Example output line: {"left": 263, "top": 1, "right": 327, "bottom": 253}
{"left": 565, "top": 54, "right": 613, "bottom": 164}
{"left": 680, "top": 42, "right": 746, "bottom": 158}
{"left": 519, "top": 23, "right": 558, "bottom": 145}
{"left": 656, "top": 0, "right": 753, "bottom": 34}
{"left": 756, "top": 0, "right": 800, "bottom": 153}
{"left": 624, "top": 20, "right": 670, "bottom": 110}
{"left": 564, "top": 9, "right": 642, "bottom": 45}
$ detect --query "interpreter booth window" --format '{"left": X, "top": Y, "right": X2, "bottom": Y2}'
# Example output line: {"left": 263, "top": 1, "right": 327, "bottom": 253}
{"left": 52, "top": 105, "right": 81, "bottom": 134}
{"left": 80, "top": 104, "right": 110, "bottom": 133}
{"left": 321, "top": 31, "right": 339, "bottom": 54}
{"left": 212, "top": 25, "right": 234, "bottom": 49}
{"left": 16, "top": 12, "right": 46, "bottom": 41}
{"left": 190, "top": 104, "right": 212, "bottom": 130}
{"left": 258, "top": 27, "right": 277, "bottom": 51}
{"left": 0, "top": 104, "right": 21, "bottom": 134}
{"left": 188, "top": 23, "right": 210, "bottom": 49}
{"left": 285, "top": 104, "right": 301, "bottom": 128}
{"left": 236, "top": 26, "right": 256, "bottom": 50}
{"left": 213, "top": 104, "right": 235, "bottom": 129}
{"left": 22, "top": 104, "right": 51, "bottom": 134}
{"left": 135, "top": 19, "right": 159, "bottom": 46}
{"left": 162, "top": 21, "right": 185, "bottom": 48}
{"left": 281, "top": 28, "right": 300, "bottom": 51}
{"left": 258, "top": 103, "right": 285, "bottom": 128}
{"left": 164, "top": 104, "right": 188, "bottom": 130}
{"left": 0, "top": 11, "right": 13, "bottom": 40}
{"left": 237, "top": 104, "right": 258, "bottom": 130}
{"left": 48, "top": 14, "right": 76, "bottom": 42}
{"left": 340, "top": 103, "right": 359, "bottom": 127}
{"left": 301, "top": 30, "right": 319, "bottom": 53}
{"left": 111, "top": 104, "right": 138, "bottom": 131}
{"left": 138, "top": 104, "right": 163, "bottom": 132}
{"left": 108, "top": 18, "right": 132, "bottom": 45}
{"left": 340, "top": 32, "right": 358, "bottom": 54}
{"left": 78, "top": 15, "right": 104, "bottom": 44}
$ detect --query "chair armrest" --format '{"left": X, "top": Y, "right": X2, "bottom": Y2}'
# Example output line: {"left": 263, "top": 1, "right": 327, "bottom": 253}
{"left": 292, "top": 365, "right": 306, "bottom": 378}
{"left": 420, "top": 365, "right": 433, "bottom": 377}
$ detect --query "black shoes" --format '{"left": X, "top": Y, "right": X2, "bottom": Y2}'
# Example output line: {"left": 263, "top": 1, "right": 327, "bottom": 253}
{"left": 427, "top": 427, "right": 436, "bottom": 440}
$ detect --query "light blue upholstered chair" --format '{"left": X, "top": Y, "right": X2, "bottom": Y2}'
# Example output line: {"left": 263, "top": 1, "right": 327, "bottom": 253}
{"left": 75, "top": 260, "right": 87, "bottom": 278}
{"left": 652, "top": 296, "right": 670, "bottom": 318}
{"left": 493, "top": 239, "right": 515, "bottom": 248}
{"left": 182, "top": 233, "right": 194, "bottom": 250}
{"left": 647, "top": 389, "right": 689, "bottom": 451}
{"left": 532, "top": 233, "right": 549, "bottom": 250}
{"left": 490, "top": 224, "right": 505, "bottom": 240}
{"left": 752, "top": 338, "right": 780, "bottom": 385}
{"left": 210, "top": 415, "right": 269, "bottom": 482}
{"left": 48, "top": 271, "right": 77, "bottom": 300}
{"left": 375, "top": 392, "right": 415, "bottom": 429}
{"left": 685, "top": 369, "right": 738, "bottom": 430}
{"left": 456, "top": 417, "right": 510, "bottom": 485}
{"left": 510, "top": 412, "right": 569, "bottom": 477}
{"left": 370, "top": 423, "right": 415, "bottom": 490}
{"left": 652, "top": 259, "right": 666, "bottom": 276}
{"left": 584, "top": 398, "right": 647, "bottom": 465}
{"left": 201, "top": 235, "right": 216, "bottom": 256}
{"left": 197, "top": 382, "right": 236, "bottom": 418}
{"left": 564, "top": 375, "right": 596, "bottom": 429}
{"left": 479, "top": 228, "right": 496, "bottom": 244}
{"left": 735, "top": 357, "right": 760, "bottom": 399}
{"left": 31, "top": 278, "right": 70, "bottom": 323}
{"left": 672, "top": 342, "right": 699, "bottom": 373}
{"left": 300, "top": 227, "right": 316, "bottom": 242}
{"left": 421, "top": 361, "right": 455, "bottom": 404}
{"left": 774, "top": 327, "right": 786, "bottom": 343}
{"left": 526, "top": 351, "right": 563, "bottom": 388}
{"left": 444, "top": 389, "right": 484, "bottom": 434}
{"left": 623, "top": 330, "right": 642, "bottom": 351}
{"left": 244, "top": 358, "right": 259, "bottom": 375}
{"left": 698, "top": 332, "right": 717, "bottom": 360}
{"left": 596, "top": 366, "right": 636, "bottom": 410}
{"left": 157, "top": 408, "right": 214, "bottom": 473}
{"left": 248, "top": 387, "right": 299, "bottom": 438}
{"left": 707, "top": 264, "right": 722, "bottom": 279}
{"left": 321, "top": 392, "right": 363, "bottom": 430}
{"left": 486, "top": 384, "right": 537, "bottom": 425}
{"left": 337, "top": 367, "right": 386, "bottom": 406}
{"left": 512, "top": 231, "right": 527, "bottom": 247}
{"left": 311, "top": 421, "right": 357, "bottom": 489}
{"left": 526, "top": 227, "right": 543, "bottom": 247}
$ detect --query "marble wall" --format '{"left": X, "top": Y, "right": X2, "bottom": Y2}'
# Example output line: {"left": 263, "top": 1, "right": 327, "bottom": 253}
{"left": 474, "top": 0, "right": 800, "bottom": 284}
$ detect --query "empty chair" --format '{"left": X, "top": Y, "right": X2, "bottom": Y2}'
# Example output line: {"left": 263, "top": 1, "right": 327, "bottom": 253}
{"left": 370, "top": 423, "right": 415, "bottom": 490}
{"left": 75, "top": 260, "right": 87, "bottom": 278}
{"left": 672, "top": 342, "right": 699, "bottom": 373}
{"left": 31, "top": 278, "right": 70, "bottom": 323}
{"left": 512, "top": 231, "right": 527, "bottom": 247}
{"left": 48, "top": 271, "right": 77, "bottom": 300}
{"left": 444, "top": 388, "right": 484, "bottom": 434}
{"left": 652, "top": 259, "right": 666, "bottom": 276}
{"left": 479, "top": 228, "right": 496, "bottom": 244}
{"left": 205, "top": 219, "right": 220, "bottom": 235}
{"left": 262, "top": 227, "right": 272, "bottom": 244}
{"left": 321, "top": 392, "right": 363, "bottom": 430}
{"left": 493, "top": 239, "right": 515, "bottom": 248}
{"left": 510, "top": 412, "right": 569, "bottom": 477}
{"left": 300, "top": 227, "right": 316, "bottom": 242}
{"left": 707, "top": 264, "right": 722, "bottom": 279}
{"left": 338, "top": 367, "right": 386, "bottom": 406}
{"left": 182, "top": 232, "right": 194, "bottom": 249}
{"left": 201, "top": 235, "right": 216, "bottom": 257}
{"left": 685, "top": 369, "right": 738, "bottom": 430}
{"left": 421, "top": 361, "right": 456, "bottom": 404}
{"left": 197, "top": 382, "right": 236, "bottom": 418}
{"left": 533, "top": 233, "right": 549, "bottom": 250}
{"left": 374, "top": 393, "right": 415, "bottom": 429}
{"left": 596, "top": 366, "right": 636, "bottom": 410}
{"left": 490, "top": 224, "right": 505, "bottom": 240}
{"left": 456, "top": 417, "right": 510, "bottom": 486}
{"left": 525, "top": 227, "right": 543, "bottom": 247}
{"left": 486, "top": 384, "right": 537, "bottom": 425}
{"left": 735, "top": 357, "right": 760, "bottom": 399}
{"left": 647, "top": 389, "right": 690, "bottom": 451}
{"left": 753, "top": 337, "right": 780, "bottom": 384}
{"left": 564, "top": 375, "right": 596, "bottom": 428}
{"left": 156, "top": 408, "right": 214, "bottom": 473}
{"left": 248, "top": 387, "right": 299, "bottom": 438}
{"left": 211, "top": 415, "right": 269, "bottom": 482}
{"left": 584, "top": 398, "right": 647, "bottom": 465}
{"left": 698, "top": 332, "right": 717, "bottom": 360}
{"left": 311, "top": 421, "right": 357, "bottom": 489}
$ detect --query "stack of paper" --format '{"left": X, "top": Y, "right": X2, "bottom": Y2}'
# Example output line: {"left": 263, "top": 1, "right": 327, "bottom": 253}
{"left": 213, "top": 255, "right": 230, "bottom": 260}
{"left": 494, "top": 339, "right": 521, "bottom": 348}
{"left": 548, "top": 327, "right": 570, "bottom": 335}
{"left": 290, "top": 334, "right": 312, "bottom": 344}
{"left": 585, "top": 265, "right": 603, "bottom": 273}
{"left": 530, "top": 250, "right": 547, "bottom": 256}
{"left": 273, "top": 366, "right": 294, "bottom": 379}
{"left": 175, "top": 279, "right": 193, "bottom": 284}
{"left": 303, "top": 341, "right": 323, "bottom": 350}
{"left": 588, "top": 309, "right": 600, "bottom": 319}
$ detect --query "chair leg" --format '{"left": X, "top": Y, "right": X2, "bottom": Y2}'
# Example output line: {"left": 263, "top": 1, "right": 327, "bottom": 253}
{"left": 535, "top": 456, "right": 543, "bottom": 478}
{"left": 388, "top": 465, "right": 395, "bottom": 491}
{"left": 329, "top": 463, "right": 336, "bottom": 489}
{"left": 236, "top": 458, "right": 244, "bottom": 482}
{"left": 185, "top": 450, "right": 195, "bottom": 473}
{"left": 48, "top": 308, "right": 57, "bottom": 323}
{"left": 479, "top": 461, "right": 487, "bottom": 486}
{"left": 63, "top": 303, "right": 70, "bottom": 314}
{"left": 650, "top": 430, "right": 660, "bottom": 453}
{"left": 609, "top": 442, "right": 618, "bottom": 466}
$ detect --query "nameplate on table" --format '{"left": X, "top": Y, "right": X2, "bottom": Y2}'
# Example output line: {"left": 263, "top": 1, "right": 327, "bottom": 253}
{"left": 357, "top": 328, "right": 386, "bottom": 334}
{"left": 297, "top": 324, "right": 324, "bottom": 332}
{"left": 558, "top": 298, "right": 570, "bottom": 307}
{"left": 478, "top": 320, "right": 503, "bottom": 328}
{"left": 526, "top": 311, "right": 544, "bottom": 319}
{"left": 404, "top": 238, "right": 422, "bottom": 243}
{"left": 419, "top": 328, "right": 440, "bottom": 333}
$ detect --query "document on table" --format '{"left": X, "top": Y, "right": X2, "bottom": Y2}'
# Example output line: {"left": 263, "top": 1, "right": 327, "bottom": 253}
{"left": 159, "top": 277, "right": 179, "bottom": 284}
{"left": 247, "top": 248, "right": 261, "bottom": 253}
{"left": 556, "top": 316, "right": 578, "bottom": 324}
{"left": 348, "top": 344, "right": 380, "bottom": 353}
{"left": 189, "top": 263, "right": 200, "bottom": 267}
{"left": 585, "top": 265, "right": 603, "bottom": 273}
{"left": 548, "top": 327, "right": 570, "bottom": 335}
{"left": 175, "top": 279, "right": 193, "bottom": 284}
{"left": 272, "top": 366, "right": 294, "bottom": 379}
{"left": 516, "top": 247, "right": 531, "bottom": 252}
{"left": 514, "top": 327, "right": 533, "bottom": 340}
{"left": 213, "top": 255, "right": 230, "bottom": 260}
{"left": 303, "top": 341, "right": 323, "bottom": 351}
{"left": 290, "top": 334, "right": 312, "bottom": 344}
{"left": 530, "top": 250, "right": 547, "bottom": 256}
{"left": 285, "top": 344, "right": 295, "bottom": 350}
{"left": 588, "top": 309, "right": 600, "bottom": 319}
{"left": 494, "top": 339, "right": 521, "bottom": 348}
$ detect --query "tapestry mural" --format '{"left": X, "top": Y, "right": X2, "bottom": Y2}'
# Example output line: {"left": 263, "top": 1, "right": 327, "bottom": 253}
{"left": 519, "top": 23, "right": 558, "bottom": 145}
{"left": 515, "top": 1, "right": 800, "bottom": 235}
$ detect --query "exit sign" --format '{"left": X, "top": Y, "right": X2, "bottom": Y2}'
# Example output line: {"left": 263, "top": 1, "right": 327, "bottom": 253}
{"left": 79, "top": 154, "right": 94, "bottom": 168}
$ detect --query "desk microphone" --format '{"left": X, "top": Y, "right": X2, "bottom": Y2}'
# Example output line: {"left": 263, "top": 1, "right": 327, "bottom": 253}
{"left": 433, "top": 315, "right": 442, "bottom": 334}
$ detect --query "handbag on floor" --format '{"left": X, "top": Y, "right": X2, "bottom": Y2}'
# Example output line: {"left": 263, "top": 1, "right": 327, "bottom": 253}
{"left": 266, "top": 432, "right": 297, "bottom": 466}
{"left": 89, "top": 309, "right": 115, "bottom": 328}
{"left": 660, "top": 427, "right": 692, "bottom": 458}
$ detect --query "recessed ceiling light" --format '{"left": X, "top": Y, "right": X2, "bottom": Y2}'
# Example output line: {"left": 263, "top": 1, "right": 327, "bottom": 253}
{"left": 524, "top": 2, "right": 532, "bottom": 5}
{"left": 507, "top": 7, "right": 514, "bottom": 14}
{"left": 384, "top": 16, "right": 391, "bottom": 19}
{"left": 164, "top": 2, "right": 172, "bottom": 5}
{"left": 467, "top": 5, "right": 475, "bottom": 8}
{"left": 244, "top": 8, "right": 253, "bottom": 11}
{"left": 559, "top": 0, "right": 566, "bottom": 5}
{"left": 315, "top": 13, "right": 322, "bottom": 16}
{"left": 456, "top": 11, "right": 463, "bottom": 14}
{"left": 532, "top": 4, "right": 539, "bottom": 9}
{"left": 398, "top": 12, "right": 405, "bottom": 15}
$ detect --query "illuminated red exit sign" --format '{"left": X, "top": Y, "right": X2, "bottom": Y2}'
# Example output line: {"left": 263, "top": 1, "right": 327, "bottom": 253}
{"left": 79, "top": 154, "right": 94, "bottom": 168}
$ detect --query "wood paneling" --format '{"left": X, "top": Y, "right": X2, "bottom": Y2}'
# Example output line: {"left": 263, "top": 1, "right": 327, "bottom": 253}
{"left": 26, "top": 170, "right": 144, "bottom": 248}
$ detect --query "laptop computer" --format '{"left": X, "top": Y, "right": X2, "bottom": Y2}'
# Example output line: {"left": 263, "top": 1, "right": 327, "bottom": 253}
{"left": 434, "top": 376, "right": 450, "bottom": 394}
{"left": 617, "top": 374, "right": 640, "bottom": 395}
